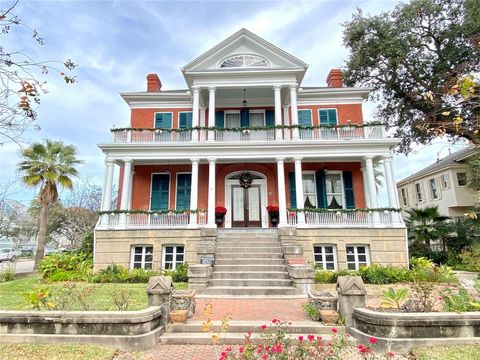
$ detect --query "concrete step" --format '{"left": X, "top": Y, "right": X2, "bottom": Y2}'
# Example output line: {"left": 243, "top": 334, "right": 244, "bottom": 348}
{"left": 208, "top": 278, "right": 292, "bottom": 287}
{"left": 216, "top": 240, "right": 281, "bottom": 246}
{"left": 217, "top": 236, "right": 279, "bottom": 241}
{"left": 215, "top": 252, "right": 283, "bottom": 259}
{"left": 160, "top": 332, "right": 333, "bottom": 345}
{"left": 211, "top": 271, "right": 290, "bottom": 280}
{"left": 214, "top": 264, "right": 287, "bottom": 272}
{"left": 216, "top": 246, "right": 281, "bottom": 253}
{"left": 217, "top": 229, "right": 278, "bottom": 235}
{"left": 166, "top": 321, "right": 336, "bottom": 335}
{"left": 214, "top": 258, "right": 286, "bottom": 265}
{"left": 203, "top": 286, "right": 298, "bottom": 296}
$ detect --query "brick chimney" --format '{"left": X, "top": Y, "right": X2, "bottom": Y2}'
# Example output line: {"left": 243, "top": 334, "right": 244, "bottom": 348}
{"left": 326, "top": 69, "right": 343, "bottom": 87}
{"left": 146, "top": 74, "right": 162, "bottom": 92}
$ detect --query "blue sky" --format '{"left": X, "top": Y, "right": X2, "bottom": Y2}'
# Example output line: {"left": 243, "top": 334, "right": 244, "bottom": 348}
{"left": 0, "top": 0, "right": 468, "bottom": 206}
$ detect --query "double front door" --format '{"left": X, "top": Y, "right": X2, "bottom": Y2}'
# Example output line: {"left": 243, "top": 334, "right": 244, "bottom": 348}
{"left": 231, "top": 185, "right": 261, "bottom": 227}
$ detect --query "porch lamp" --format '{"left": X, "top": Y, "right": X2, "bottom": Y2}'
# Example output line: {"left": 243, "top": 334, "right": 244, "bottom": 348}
{"left": 242, "top": 88, "right": 247, "bottom": 107}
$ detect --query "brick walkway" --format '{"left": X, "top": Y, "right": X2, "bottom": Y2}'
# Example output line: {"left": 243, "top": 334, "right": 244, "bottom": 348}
{"left": 191, "top": 297, "right": 309, "bottom": 322}
{"left": 144, "top": 345, "right": 218, "bottom": 360}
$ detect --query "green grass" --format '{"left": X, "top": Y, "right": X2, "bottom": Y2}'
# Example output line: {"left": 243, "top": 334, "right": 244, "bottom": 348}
{"left": 0, "top": 344, "right": 119, "bottom": 360}
{"left": 412, "top": 345, "right": 480, "bottom": 360}
{"left": 0, "top": 275, "right": 187, "bottom": 311}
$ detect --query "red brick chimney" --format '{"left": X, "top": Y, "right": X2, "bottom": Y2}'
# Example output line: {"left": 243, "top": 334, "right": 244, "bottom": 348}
{"left": 326, "top": 69, "right": 343, "bottom": 87}
{"left": 146, "top": 74, "right": 162, "bottom": 92}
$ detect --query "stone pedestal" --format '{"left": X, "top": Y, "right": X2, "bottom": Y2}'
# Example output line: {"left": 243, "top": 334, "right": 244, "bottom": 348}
{"left": 188, "top": 264, "right": 213, "bottom": 292}
{"left": 287, "top": 264, "right": 314, "bottom": 295}
{"left": 172, "top": 289, "right": 196, "bottom": 318}
{"left": 278, "top": 227, "right": 297, "bottom": 247}
{"left": 282, "top": 244, "right": 304, "bottom": 260}
{"left": 336, "top": 276, "right": 367, "bottom": 327}
{"left": 147, "top": 276, "right": 173, "bottom": 328}
{"left": 308, "top": 290, "right": 338, "bottom": 311}
{"left": 197, "top": 228, "right": 217, "bottom": 259}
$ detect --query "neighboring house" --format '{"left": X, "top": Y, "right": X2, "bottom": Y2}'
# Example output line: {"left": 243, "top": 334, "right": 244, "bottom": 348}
{"left": 396, "top": 146, "right": 479, "bottom": 220}
{"left": 95, "top": 29, "right": 407, "bottom": 279}
{"left": 0, "top": 199, "right": 31, "bottom": 245}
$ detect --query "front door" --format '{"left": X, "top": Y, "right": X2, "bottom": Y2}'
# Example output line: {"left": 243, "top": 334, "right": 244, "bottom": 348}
{"left": 231, "top": 185, "right": 261, "bottom": 227}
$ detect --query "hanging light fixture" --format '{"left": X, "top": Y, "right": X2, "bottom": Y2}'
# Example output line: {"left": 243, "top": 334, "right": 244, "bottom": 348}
{"left": 242, "top": 88, "right": 247, "bottom": 107}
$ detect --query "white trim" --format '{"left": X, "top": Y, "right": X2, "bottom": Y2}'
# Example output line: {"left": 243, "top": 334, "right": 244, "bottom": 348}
{"left": 174, "top": 172, "right": 192, "bottom": 210}
{"left": 313, "top": 244, "right": 338, "bottom": 271}
{"left": 324, "top": 170, "right": 346, "bottom": 209}
{"left": 178, "top": 111, "right": 193, "bottom": 128}
{"left": 302, "top": 170, "right": 318, "bottom": 208}
{"left": 161, "top": 244, "right": 185, "bottom": 271}
{"left": 149, "top": 172, "right": 171, "bottom": 211}
{"left": 130, "top": 245, "right": 154, "bottom": 270}
{"left": 456, "top": 171, "right": 467, "bottom": 187}
{"left": 218, "top": 53, "right": 271, "bottom": 68}
{"left": 153, "top": 111, "right": 174, "bottom": 128}
{"left": 224, "top": 170, "right": 268, "bottom": 228}
{"left": 345, "top": 244, "right": 371, "bottom": 270}
{"left": 318, "top": 108, "right": 339, "bottom": 125}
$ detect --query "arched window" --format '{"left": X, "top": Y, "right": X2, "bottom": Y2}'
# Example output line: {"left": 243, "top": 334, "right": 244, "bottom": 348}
{"left": 220, "top": 54, "right": 268, "bottom": 68}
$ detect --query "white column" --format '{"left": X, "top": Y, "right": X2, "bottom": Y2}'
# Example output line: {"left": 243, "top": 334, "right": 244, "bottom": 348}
{"left": 360, "top": 163, "right": 371, "bottom": 208}
{"left": 200, "top": 107, "right": 206, "bottom": 141}
{"left": 100, "top": 159, "right": 115, "bottom": 226}
{"left": 283, "top": 105, "right": 290, "bottom": 140}
{"left": 365, "top": 156, "right": 381, "bottom": 226}
{"left": 293, "top": 157, "right": 306, "bottom": 226}
{"left": 207, "top": 87, "right": 216, "bottom": 141}
{"left": 191, "top": 87, "right": 200, "bottom": 142}
{"left": 274, "top": 85, "right": 283, "bottom": 140}
{"left": 289, "top": 85, "right": 299, "bottom": 140}
{"left": 188, "top": 158, "right": 200, "bottom": 227}
{"left": 383, "top": 155, "right": 403, "bottom": 226}
{"left": 119, "top": 159, "right": 133, "bottom": 227}
{"left": 206, "top": 158, "right": 217, "bottom": 228}
{"left": 128, "top": 170, "right": 134, "bottom": 210}
{"left": 276, "top": 157, "right": 288, "bottom": 227}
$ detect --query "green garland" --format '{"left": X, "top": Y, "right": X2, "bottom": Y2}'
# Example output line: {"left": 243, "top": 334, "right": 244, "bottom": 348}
{"left": 286, "top": 207, "right": 401, "bottom": 213}
{"left": 98, "top": 209, "right": 207, "bottom": 215}
{"left": 111, "top": 122, "right": 387, "bottom": 133}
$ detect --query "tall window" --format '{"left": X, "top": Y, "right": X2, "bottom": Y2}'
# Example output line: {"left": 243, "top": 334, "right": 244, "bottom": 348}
{"left": 302, "top": 173, "right": 317, "bottom": 208}
{"left": 225, "top": 112, "right": 240, "bottom": 128}
{"left": 400, "top": 188, "right": 409, "bottom": 206}
{"left": 131, "top": 246, "right": 153, "bottom": 270}
{"left": 457, "top": 172, "right": 467, "bottom": 186}
{"left": 313, "top": 245, "right": 337, "bottom": 271}
{"left": 319, "top": 109, "right": 338, "bottom": 125}
{"left": 326, "top": 173, "right": 344, "bottom": 209}
{"left": 346, "top": 245, "right": 370, "bottom": 270}
{"left": 429, "top": 178, "right": 440, "bottom": 200}
{"left": 415, "top": 183, "right": 424, "bottom": 203}
{"left": 440, "top": 174, "right": 450, "bottom": 189}
{"left": 249, "top": 111, "right": 265, "bottom": 127}
{"left": 162, "top": 245, "right": 185, "bottom": 270}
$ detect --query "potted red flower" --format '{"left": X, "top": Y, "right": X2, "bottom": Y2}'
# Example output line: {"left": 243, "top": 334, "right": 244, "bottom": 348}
{"left": 266, "top": 205, "right": 280, "bottom": 227}
{"left": 215, "top": 206, "right": 227, "bottom": 225}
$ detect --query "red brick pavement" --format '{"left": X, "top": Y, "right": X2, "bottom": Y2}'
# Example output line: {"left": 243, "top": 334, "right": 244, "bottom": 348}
{"left": 191, "top": 297, "right": 310, "bottom": 322}
{"left": 144, "top": 345, "right": 219, "bottom": 360}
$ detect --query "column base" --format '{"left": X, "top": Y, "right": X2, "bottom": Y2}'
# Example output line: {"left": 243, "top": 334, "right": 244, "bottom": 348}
{"left": 187, "top": 223, "right": 198, "bottom": 229}
{"left": 204, "top": 223, "right": 217, "bottom": 229}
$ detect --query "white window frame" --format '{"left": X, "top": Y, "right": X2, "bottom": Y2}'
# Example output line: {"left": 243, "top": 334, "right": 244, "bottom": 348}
{"left": 302, "top": 171, "right": 318, "bottom": 208}
{"left": 130, "top": 245, "right": 154, "bottom": 270}
{"left": 400, "top": 188, "right": 409, "bottom": 207}
{"left": 440, "top": 174, "right": 450, "bottom": 189}
{"left": 346, "top": 245, "right": 370, "bottom": 271}
{"left": 415, "top": 183, "right": 424, "bottom": 203}
{"left": 224, "top": 110, "right": 240, "bottom": 129}
{"left": 248, "top": 109, "right": 266, "bottom": 127}
{"left": 325, "top": 170, "right": 345, "bottom": 209}
{"left": 313, "top": 245, "right": 337, "bottom": 271}
{"left": 162, "top": 245, "right": 185, "bottom": 270}
{"left": 429, "top": 178, "right": 440, "bottom": 200}
{"left": 152, "top": 111, "right": 174, "bottom": 128}
{"left": 456, "top": 172, "right": 467, "bottom": 187}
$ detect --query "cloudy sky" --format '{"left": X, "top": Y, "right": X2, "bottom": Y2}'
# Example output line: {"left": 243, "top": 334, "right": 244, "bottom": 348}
{"left": 0, "top": 0, "right": 468, "bottom": 206}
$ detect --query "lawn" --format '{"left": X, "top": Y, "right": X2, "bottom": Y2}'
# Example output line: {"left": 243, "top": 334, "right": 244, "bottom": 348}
{"left": 0, "top": 344, "right": 122, "bottom": 360}
{"left": 0, "top": 275, "right": 187, "bottom": 311}
{"left": 412, "top": 345, "right": 480, "bottom": 360}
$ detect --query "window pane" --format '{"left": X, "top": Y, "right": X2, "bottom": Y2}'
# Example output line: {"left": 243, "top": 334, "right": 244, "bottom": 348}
{"left": 133, "top": 262, "right": 142, "bottom": 269}
{"left": 326, "top": 263, "right": 335, "bottom": 270}
{"left": 225, "top": 113, "right": 240, "bottom": 128}
{"left": 165, "top": 246, "right": 173, "bottom": 254}
{"left": 358, "top": 255, "right": 366, "bottom": 262}
{"left": 177, "top": 246, "right": 184, "bottom": 253}
{"left": 164, "top": 262, "right": 173, "bottom": 269}
{"left": 165, "top": 254, "right": 173, "bottom": 261}
{"left": 176, "top": 254, "right": 184, "bottom": 262}
{"left": 347, "top": 263, "right": 357, "bottom": 270}
{"left": 134, "top": 247, "right": 143, "bottom": 254}
{"left": 146, "top": 247, "right": 153, "bottom": 254}
{"left": 249, "top": 113, "right": 264, "bottom": 127}
{"left": 144, "top": 263, "right": 152, "bottom": 270}
{"left": 357, "top": 247, "right": 366, "bottom": 253}
{"left": 134, "top": 255, "right": 142, "bottom": 262}
{"left": 145, "top": 254, "right": 153, "bottom": 262}
{"left": 346, "top": 247, "right": 354, "bottom": 254}
{"left": 325, "top": 246, "right": 333, "bottom": 253}
{"left": 314, "top": 255, "right": 323, "bottom": 262}
{"left": 326, "top": 255, "right": 334, "bottom": 262}
{"left": 347, "top": 255, "right": 355, "bottom": 262}
{"left": 302, "top": 174, "right": 315, "bottom": 192}
{"left": 313, "top": 246, "right": 322, "bottom": 254}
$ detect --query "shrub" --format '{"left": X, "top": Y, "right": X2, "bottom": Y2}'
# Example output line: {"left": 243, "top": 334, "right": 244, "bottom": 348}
{"left": 381, "top": 287, "right": 408, "bottom": 310}
{"left": 358, "top": 264, "right": 411, "bottom": 284}
{"left": 314, "top": 270, "right": 336, "bottom": 284}
{"left": 91, "top": 264, "right": 158, "bottom": 283}
{"left": 0, "top": 267, "right": 14, "bottom": 283}
{"left": 302, "top": 302, "right": 320, "bottom": 321}
{"left": 163, "top": 263, "right": 189, "bottom": 283}
{"left": 39, "top": 252, "right": 93, "bottom": 280}
{"left": 111, "top": 288, "right": 132, "bottom": 311}
{"left": 441, "top": 288, "right": 480, "bottom": 312}
{"left": 402, "top": 282, "right": 440, "bottom": 312}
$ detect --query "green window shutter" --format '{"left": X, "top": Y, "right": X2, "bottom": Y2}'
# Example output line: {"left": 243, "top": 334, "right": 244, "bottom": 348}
{"left": 319, "top": 109, "right": 338, "bottom": 125}
{"left": 288, "top": 172, "right": 297, "bottom": 209}
{"left": 298, "top": 110, "right": 312, "bottom": 126}
{"left": 343, "top": 171, "right": 355, "bottom": 209}
{"left": 176, "top": 174, "right": 191, "bottom": 210}
{"left": 151, "top": 174, "right": 170, "bottom": 210}
{"left": 265, "top": 110, "right": 274, "bottom": 126}
{"left": 179, "top": 112, "right": 192, "bottom": 129}
{"left": 155, "top": 113, "right": 172, "bottom": 129}
{"left": 215, "top": 111, "right": 224, "bottom": 128}
{"left": 240, "top": 109, "right": 249, "bottom": 128}
{"left": 315, "top": 170, "right": 328, "bottom": 208}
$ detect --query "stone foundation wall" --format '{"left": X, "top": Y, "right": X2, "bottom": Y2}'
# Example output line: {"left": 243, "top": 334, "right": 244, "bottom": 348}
{"left": 94, "top": 229, "right": 204, "bottom": 271}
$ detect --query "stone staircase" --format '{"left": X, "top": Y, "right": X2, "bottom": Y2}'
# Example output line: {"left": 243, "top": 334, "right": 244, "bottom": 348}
{"left": 203, "top": 229, "right": 297, "bottom": 296}
{"left": 160, "top": 320, "right": 336, "bottom": 345}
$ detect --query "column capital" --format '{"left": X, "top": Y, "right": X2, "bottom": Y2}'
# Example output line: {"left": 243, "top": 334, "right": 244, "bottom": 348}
{"left": 208, "top": 86, "right": 216, "bottom": 92}
{"left": 364, "top": 155, "right": 374, "bottom": 162}
{"left": 190, "top": 157, "right": 200, "bottom": 163}
{"left": 282, "top": 105, "right": 290, "bottom": 109}
{"left": 273, "top": 85, "right": 283, "bottom": 91}
{"left": 123, "top": 159, "right": 133, "bottom": 165}
{"left": 106, "top": 159, "right": 115, "bottom": 166}
{"left": 289, "top": 84, "right": 298, "bottom": 90}
{"left": 293, "top": 156, "right": 303, "bottom": 162}
{"left": 383, "top": 154, "right": 392, "bottom": 162}
{"left": 192, "top": 86, "right": 201, "bottom": 93}
{"left": 275, "top": 157, "right": 286, "bottom": 162}
{"left": 207, "top": 157, "right": 217, "bottom": 163}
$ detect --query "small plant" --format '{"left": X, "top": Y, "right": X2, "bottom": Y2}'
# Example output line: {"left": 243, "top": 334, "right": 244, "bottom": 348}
{"left": 381, "top": 287, "right": 408, "bottom": 310}
{"left": 402, "top": 281, "right": 440, "bottom": 312}
{"left": 302, "top": 302, "right": 320, "bottom": 321}
{"left": 23, "top": 288, "right": 56, "bottom": 310}
{"left": 215, "top": 206, "right": 227, "bottom": 215}
{"left": 111, "top": 288, "right": 131, "bottom": 311}
{"left": 0, "top": 267, "right": 14, "bottom": 282}
{"left": 441, "top": 288, "right": 480, "bottom": 312}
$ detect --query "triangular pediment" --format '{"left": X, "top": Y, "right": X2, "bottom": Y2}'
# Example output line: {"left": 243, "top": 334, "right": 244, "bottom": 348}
{"left": 183, "top": 28, "right": 308, "bottom": 72}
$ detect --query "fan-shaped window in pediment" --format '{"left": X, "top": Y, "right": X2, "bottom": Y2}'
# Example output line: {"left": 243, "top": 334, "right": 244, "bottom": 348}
{"left": 220, "top": 54, "right": 269, "bottom": 68}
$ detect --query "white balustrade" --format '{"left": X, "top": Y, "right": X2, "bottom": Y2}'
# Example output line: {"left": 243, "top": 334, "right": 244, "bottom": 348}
{"left": 103, "top": 211, "right": 209, "bottom": 229}
{"left": 214, "top": 129, "right": 276, "bottom": 142}
{"left": 285, "top": 209, "right": 395, "bottom": 227}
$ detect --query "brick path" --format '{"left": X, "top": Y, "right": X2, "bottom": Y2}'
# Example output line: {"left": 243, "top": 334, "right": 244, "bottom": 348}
{"left": 144, "top": 345, "right": 218, "bottom": 360}
{"left": 191, "top": 297, "right": 310, "bottom": 321}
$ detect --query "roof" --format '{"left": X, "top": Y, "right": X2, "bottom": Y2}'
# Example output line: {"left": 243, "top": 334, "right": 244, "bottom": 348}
{"left": 397, "top": 146, "right": 479, "bottom": 185}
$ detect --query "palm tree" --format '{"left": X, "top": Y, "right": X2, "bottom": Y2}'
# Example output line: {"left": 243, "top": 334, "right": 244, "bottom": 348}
{"left": 18, "top": 140, "right": 81, "bottom": 269}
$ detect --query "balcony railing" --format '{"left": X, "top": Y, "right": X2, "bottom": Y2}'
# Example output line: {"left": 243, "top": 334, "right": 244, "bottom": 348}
{"left": 110, "top": 125, "right": 387, "bottom": 144}
{"left": 287, "top": 209, "right": 398, "bottom": 227}
{"left": 102, "top": 211, "right": 207, "bottom": 229}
